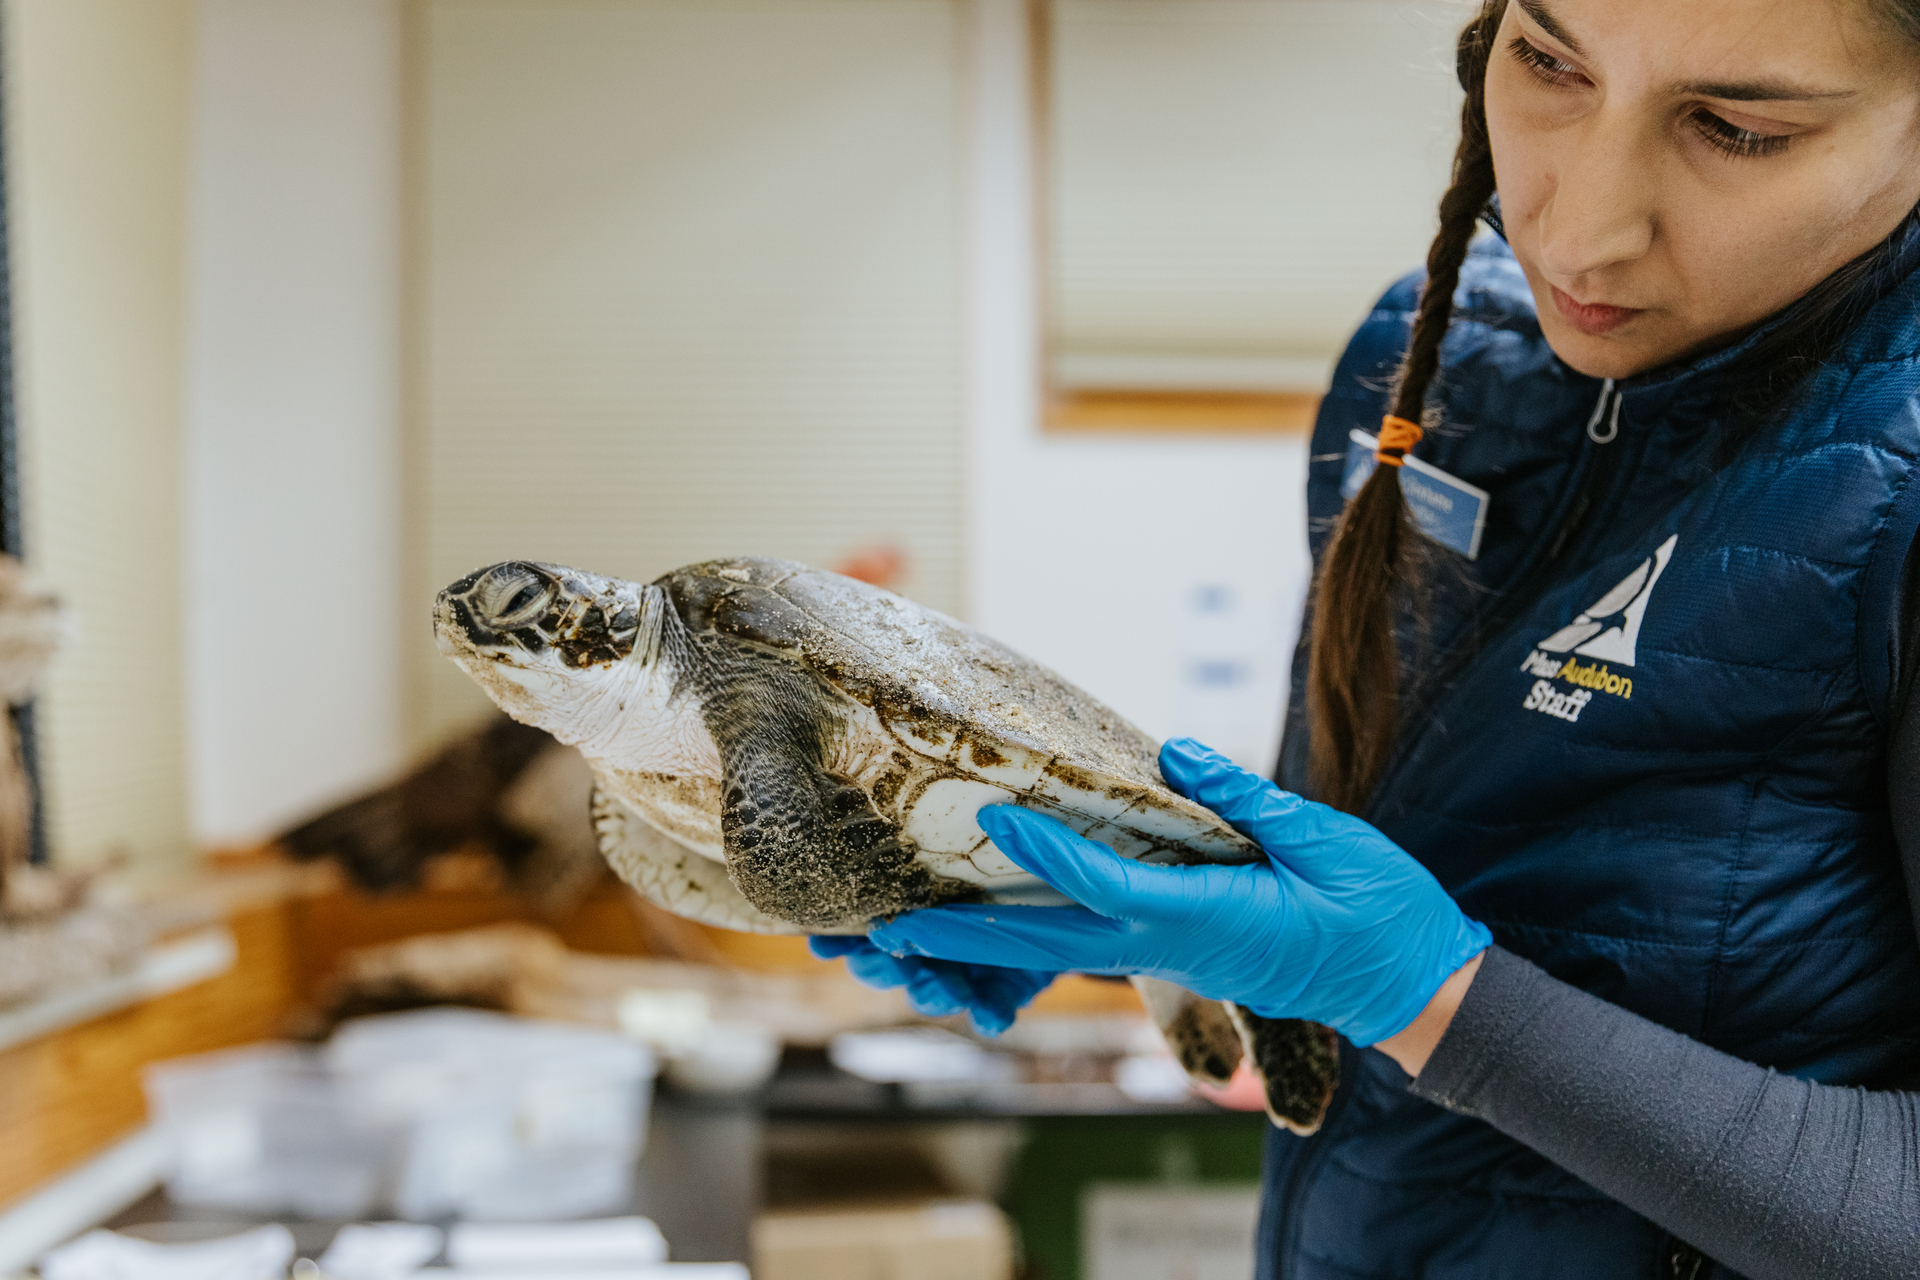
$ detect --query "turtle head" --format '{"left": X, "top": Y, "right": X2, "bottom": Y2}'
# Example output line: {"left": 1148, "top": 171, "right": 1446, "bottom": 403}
{"left": 433, "top": 561, "right": 661, "bottom": 732}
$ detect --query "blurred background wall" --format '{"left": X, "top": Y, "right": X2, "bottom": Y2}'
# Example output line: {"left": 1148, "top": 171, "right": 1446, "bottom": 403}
{"left": 1, "top": 0, "right": 1461, "bottom": 868}
{"left": 184, "top": 0, "right": 405, "bottom": 848}
{"left": 8, "top": 0, "right": 196, "bottom": 878}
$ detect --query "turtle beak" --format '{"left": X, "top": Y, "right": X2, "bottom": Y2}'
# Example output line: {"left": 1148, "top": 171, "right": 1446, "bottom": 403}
{"left": 432, "top": 608, "right": 459, "bottom": 656}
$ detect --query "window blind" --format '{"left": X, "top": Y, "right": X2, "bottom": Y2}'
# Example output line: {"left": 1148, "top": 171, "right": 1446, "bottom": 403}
{"left": 1048, "top": 0, "right": 1464, "bottom": 390}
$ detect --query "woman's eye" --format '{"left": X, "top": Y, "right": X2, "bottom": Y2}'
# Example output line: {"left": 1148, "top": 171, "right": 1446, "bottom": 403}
{"left": 1689, "top": 109, "right": 1791, "bottom": 159}
{"left": 1508, "top": 35, "right": 1586, "bottom": 88}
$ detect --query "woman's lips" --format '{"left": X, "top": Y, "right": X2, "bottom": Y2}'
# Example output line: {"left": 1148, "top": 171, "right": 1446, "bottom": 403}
{"left": 1550, "top": 285, "right": 1644, "bottom": 336}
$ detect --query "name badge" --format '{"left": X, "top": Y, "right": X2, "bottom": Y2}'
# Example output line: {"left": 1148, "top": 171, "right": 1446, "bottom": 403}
{"left": 1342, "top": 428, "right": 1490, "bottom": 560}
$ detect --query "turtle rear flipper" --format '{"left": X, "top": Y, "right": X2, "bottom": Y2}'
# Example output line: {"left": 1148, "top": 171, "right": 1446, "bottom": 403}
{"left": 1133, "top": 978, "right": 1339, "bottom": 1133}
{"left": 1229, "top": 1006, "right": 1340, "bottom": 1135}
{"left": 1132, "top": 975, "right": 1243, "bottom": 1085}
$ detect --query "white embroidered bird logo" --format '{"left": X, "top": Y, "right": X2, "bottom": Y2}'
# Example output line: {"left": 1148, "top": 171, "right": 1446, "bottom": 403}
{"left": 1535, "top": 535, "right": 1678, "bottom": 667}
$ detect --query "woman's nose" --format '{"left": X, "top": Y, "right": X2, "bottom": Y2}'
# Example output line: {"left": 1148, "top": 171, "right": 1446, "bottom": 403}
{"left": 1534, "top": 115, "right": 1656, "bottom": 280}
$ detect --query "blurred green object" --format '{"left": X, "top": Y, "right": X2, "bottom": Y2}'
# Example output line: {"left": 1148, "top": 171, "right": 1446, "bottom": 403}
{"left": 1003, "top": 1112, "right": 1266, "bottom": 1280}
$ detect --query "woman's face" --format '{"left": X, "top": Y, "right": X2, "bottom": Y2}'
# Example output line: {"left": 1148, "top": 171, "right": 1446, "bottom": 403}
{"left": 1485, "top": 0, "right": 1920, "bottom": 379}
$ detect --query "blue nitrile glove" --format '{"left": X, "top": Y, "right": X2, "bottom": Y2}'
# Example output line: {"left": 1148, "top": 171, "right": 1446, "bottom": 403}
{"left": 807, "top": 935, "right": 1057, "bottom": 1037}
{"left": 867, "top": 738, "right": 1491, "bottom": 1048}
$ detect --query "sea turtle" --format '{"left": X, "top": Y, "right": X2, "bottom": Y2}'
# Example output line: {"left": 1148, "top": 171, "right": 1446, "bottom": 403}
{"left": 432, "top": 556, "right": 1339, "bottom": 1132}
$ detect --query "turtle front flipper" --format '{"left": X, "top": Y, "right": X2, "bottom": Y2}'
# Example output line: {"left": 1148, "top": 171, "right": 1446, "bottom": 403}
{"left": 698, "top": 650, "right": 967, "bottom": 930}
{"left": 1227, "top": 1006, "right": 1340, "bottom": 1136}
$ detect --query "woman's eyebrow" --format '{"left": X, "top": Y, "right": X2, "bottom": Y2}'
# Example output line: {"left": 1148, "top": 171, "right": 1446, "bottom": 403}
{"left": 1516, "top": 0, "right": 1584, "bottom": 55}
{"left": 1520, "top": 0, "right": 1855, "bottom": 103}
{"left": 1668, "top": 77, "right": 1856, "bottom": 103}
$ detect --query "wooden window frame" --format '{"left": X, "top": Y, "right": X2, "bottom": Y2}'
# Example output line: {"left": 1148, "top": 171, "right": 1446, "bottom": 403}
{"left": 1032, "top": 0, "right": 1320, "bottom": 437}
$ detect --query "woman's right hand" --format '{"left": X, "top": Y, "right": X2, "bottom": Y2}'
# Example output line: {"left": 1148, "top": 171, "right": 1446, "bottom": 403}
{"left": 808, "top": 936, "right": 1056, "bottom": 1036}
{"left": 867, "top": 738, "right": 1491, "bottom": 1049}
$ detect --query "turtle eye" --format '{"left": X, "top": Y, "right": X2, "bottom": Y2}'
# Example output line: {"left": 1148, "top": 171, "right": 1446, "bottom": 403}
{"left": 473, "top": 564, "right": 555, "bottom": 629}
{"left": 503, "top": 584, "right": 545, "bottom": 619}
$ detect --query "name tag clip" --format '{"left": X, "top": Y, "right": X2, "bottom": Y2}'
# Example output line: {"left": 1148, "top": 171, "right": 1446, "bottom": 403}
{"left": 1341, "top": 428, "right": 1490, "bottom": 560}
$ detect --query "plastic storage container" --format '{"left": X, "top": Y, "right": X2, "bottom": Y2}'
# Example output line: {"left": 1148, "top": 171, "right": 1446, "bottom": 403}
{"left": 143, "top": 1043, "right": 394, "bottom": 1218}
{"left": 144, "top": 1009, "right": 655, "bottom": 1221}
{"left": 330, "top": 1008, "right": 656, "bottom": 1221}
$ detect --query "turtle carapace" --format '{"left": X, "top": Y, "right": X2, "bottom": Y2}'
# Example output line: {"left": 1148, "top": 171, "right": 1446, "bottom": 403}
{"left": 433, "top": 556, "right": 1338, "bottom": 1133}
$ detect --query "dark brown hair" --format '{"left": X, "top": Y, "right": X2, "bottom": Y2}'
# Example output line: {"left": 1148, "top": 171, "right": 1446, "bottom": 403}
{"left": 1305, "top": 1, "right": 1505, "bottom": 813}
{"left": 1305, "top": 0, "right": 1920, "bottom": 815}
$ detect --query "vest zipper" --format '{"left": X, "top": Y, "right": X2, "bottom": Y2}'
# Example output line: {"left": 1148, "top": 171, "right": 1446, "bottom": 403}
{"left": 1587, "top": 378, "right": 1622, "bottom": 444}
{"left": 1662, "top": 1237, "right": 1709, "bottom": 1279}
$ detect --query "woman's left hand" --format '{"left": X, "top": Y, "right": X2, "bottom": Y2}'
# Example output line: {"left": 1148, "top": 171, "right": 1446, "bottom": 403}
{"left": 868, "top": 738, "right": 1491, "bottom": 1048}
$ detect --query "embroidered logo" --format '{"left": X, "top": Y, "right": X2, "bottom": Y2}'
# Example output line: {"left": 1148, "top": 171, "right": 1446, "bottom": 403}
{"left": 1518, "top": 534, "right": 1678, "bottom": 722}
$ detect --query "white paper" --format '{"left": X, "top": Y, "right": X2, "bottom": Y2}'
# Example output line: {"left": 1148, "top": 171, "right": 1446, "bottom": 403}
{"left": 39, "top": 1226, "right": 294, "bottom": 1280}
{"left": 445, "top": 1219, "right": 667, "bottom": 1268}
{"left": 317, "top": 1223, "right": 445, "bottom": 1280}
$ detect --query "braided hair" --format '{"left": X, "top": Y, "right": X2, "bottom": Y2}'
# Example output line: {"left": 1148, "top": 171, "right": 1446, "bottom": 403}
{"left": 1306, "top": 1, "right": 1506, "bottom": 813}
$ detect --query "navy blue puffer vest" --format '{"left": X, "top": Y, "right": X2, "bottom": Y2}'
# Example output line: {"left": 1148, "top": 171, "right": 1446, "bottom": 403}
{"left": 1261, "top": 236, "right": 1920, "bottom": 1280}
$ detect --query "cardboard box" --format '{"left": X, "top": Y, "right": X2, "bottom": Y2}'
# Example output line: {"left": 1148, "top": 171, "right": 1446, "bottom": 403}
{"left": 753, "top": 1199, "right": 1014, "bottom": 1280}
{"left": 1081, "top": 1182, "right": 1261, "bottom": 1280}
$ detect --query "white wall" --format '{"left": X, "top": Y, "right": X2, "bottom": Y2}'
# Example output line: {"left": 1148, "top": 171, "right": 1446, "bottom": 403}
{"left": 414, "top": 0, "right": 967, "bottom": 746}
{"left": 965, "top": 0, "right": 1312, "bottom": 775}
{"left": 7, "top": 0, "right": 196, "bottom": 876}
{"left": 183, "top": 0, "right": 404, "bottom": 846}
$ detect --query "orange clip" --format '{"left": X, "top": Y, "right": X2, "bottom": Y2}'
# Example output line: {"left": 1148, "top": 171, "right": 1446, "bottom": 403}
{"left": 1375, "top": 415, "right": 1423, "bottom": 467}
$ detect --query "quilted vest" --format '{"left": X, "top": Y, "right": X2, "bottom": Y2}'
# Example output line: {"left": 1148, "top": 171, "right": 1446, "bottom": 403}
{"left": 1259, "top": 235, "right": 1920, "bottom": 1280}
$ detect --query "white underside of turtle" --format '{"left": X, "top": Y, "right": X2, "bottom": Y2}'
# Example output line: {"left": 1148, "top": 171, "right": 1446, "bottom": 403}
{"left": 587, "top": 689, "right": 1257, "bottom": 932}
{"left": 433, "top": 556, "right": 1338, "bottom": 1133}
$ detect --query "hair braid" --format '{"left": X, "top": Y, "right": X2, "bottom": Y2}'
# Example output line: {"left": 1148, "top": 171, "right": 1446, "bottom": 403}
{"left": 1305, "top": 1, "right": 1505, "bottom": 814}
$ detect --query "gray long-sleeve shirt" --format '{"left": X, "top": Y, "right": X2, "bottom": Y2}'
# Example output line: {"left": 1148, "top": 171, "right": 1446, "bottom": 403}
{"left": 1410, "top": 947, "right": 1920, "bottom": 1278}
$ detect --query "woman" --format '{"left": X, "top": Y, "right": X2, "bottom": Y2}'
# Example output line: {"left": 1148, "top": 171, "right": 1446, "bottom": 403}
{"left": 817, "top": 0, "right": 1920, "bottom": 1275}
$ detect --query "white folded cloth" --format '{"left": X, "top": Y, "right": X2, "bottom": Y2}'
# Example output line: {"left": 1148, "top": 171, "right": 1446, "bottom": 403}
{"left": 39, "top": 1226, "right": 295, "bottom": 1280}
{"left": 444, "top": 1220, "right": 666, "bottom": 1269}
{"left": 317, "top": 1223, "right": 445, "bottom": 1280}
